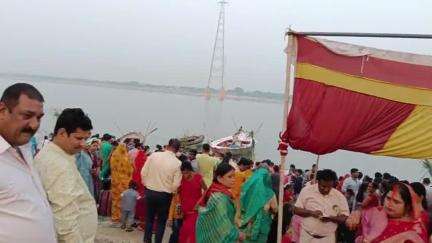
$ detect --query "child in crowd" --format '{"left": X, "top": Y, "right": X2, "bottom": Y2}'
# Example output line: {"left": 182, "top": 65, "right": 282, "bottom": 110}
{"left": 120, "top": 181, "right": 140, "bottom": 232}
{"left": 168, "top": 193, "right": 183, "bottom": 243}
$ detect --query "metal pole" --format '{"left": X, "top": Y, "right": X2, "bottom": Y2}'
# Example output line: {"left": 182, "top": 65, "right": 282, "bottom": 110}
{"left": 286, "top": 30, "right": 432, "bottom": 39}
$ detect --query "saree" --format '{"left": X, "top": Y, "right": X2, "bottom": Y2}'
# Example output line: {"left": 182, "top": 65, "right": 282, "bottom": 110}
{"left": 133, "top": 150, "right": 147, "bottom": 221}
{"left": 99, "top": 141, "right": 113, "bottom": 180}
{"left": 179, "top": 173, "right": 203, "bottom": 243}
{"left": 240, "top": 167, "right": 276, "bottom": 243}
{"left": 110, "top": 144, "right": 133, "bottom": 221}
{"left": 196, "top": 183, "right": 239, "bottom": 243}
{"left": 357, "top": 198, "right": 427, "bottom": 242}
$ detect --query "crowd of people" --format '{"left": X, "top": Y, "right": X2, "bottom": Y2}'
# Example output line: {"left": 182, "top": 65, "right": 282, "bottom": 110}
{"left": 1, "top": 82, "right": 432, "bottom": 243}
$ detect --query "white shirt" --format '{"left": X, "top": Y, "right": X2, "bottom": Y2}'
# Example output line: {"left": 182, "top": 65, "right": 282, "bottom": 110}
{"left": 141, "top": 151, "right": 182, "bottom": 193}
{"left": 341, "top": 177, "right": 361, "bottom": 195}
{"left": 0, "top": 135, "right": 56, "bottom": 243}
{"left": 295, "top": 184, "right": 349, "bottom": 236}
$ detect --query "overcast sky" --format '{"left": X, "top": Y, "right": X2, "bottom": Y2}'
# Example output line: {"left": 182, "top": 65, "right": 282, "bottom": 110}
{"left": 1, "top": 0, "right": 431, "bottom": 92}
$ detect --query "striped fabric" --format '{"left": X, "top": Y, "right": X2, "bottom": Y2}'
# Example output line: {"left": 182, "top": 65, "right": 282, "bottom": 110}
{"left": 196, "top": 192, "right": 239, "bottom": 243}
{"left": 280, "top": 35, "right": 432, "bottom": 159}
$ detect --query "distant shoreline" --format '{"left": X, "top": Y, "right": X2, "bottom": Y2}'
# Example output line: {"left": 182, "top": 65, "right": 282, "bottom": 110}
{"left": 0, "top": 73, "right": 284, "bottom": 104}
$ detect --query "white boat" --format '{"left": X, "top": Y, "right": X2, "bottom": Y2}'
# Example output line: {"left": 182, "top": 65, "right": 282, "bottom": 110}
{"left": 210, "top": 128, "right": 255, "bottom": 159}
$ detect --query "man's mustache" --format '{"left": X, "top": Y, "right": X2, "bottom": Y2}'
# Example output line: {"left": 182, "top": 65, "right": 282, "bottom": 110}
{"left": 21, "top": 128, "right": 37, "bottom": 135}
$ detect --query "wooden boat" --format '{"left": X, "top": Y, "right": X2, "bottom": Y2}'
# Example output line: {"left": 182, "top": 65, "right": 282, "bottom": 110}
{"left": 210, "top": 128, "right": 255, "bottom": 159}
{"left": 179, "top": 135, "right": 205, "bottom": 150}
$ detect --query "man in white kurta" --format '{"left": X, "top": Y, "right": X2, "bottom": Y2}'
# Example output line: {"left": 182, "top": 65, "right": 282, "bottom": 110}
{"left": 294, "top": 169, "right": 349, "bottom": 243}
{"left": 34, "top": 108, "right": 97, "bottom": 243}
{"left": 35, "top": 142, "right": 98, "bottom": 243}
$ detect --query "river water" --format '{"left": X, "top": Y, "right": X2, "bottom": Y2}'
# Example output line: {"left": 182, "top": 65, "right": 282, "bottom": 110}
{"left": 0, "top": 79, "right": 425, "bottom": 180}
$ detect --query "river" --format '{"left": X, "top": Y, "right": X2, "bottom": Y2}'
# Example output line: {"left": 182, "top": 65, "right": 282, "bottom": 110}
{"left": 0, "top": 79, "right": 425, "bottom": 180}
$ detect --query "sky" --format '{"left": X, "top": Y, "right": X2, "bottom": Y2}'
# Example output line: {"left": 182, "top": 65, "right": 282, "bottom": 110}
{"left": 1, "top": 0, "right": 431, "bottom": 92}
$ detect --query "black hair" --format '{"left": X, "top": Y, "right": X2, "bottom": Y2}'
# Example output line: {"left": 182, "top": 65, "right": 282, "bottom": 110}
{"left": 202, "top": 143, "right": 210, "bottom": 152}
{"left": 168, "top": 138, "right": 181, "bottom": 152}
{"left": 383, "top": 172, "right": 391, "bottom": 180}
{"left": 181, "top": 161, "right": 193, "bottom": 172}
{"left": 410, "top": 182, "right": 427, "bottom": 210}
{"left": 356, "top": 182, "right": 369, "bottom": 203}
{"left": 316, "top": 169, "right": 337, "bottom": 182}
{"left": 238, "top": 157, "right": 252, "bottom": 166}
{"left": 178, "top": 154, "right": 189, "bottom": 163}
{"left": 129, "top": 180, "right": 137, "bottom": 190}
{"left": 189, "top": 149, "right": 197, "bottom": 156}
{"left": 363, "top": 175, "right": 372, "bottom": 183}
{"left": 375, "top": 172, "right": 383, "bottom": 178}
{"left": 273, "top": 165, "right": 280, "bottom": 173}
{"left": 351, "top": 168, "right": 359, "bottom": 174}
{"left": 358, "top": 172, "right": 363, "bottom": 180}
{"left": 54, "top": 108, "right": 93, "bottom": 135}
{"left": 290, "top": 164, "right": 295, "bottom": 169}
{"left": 262, "top": 159, "right": 273, "bottom": 166}
{"left": 1, "top": 83, "right": 44, "bottom": 109}
{"left": 102, "top": 133, "right": 112, "bottom": 141}
{"left": 213, "top": 162, "right": 235, "bottom": 182}
{"left": 370, "top": 182, "right": 379, "bottom": 190}
{"left": 297, "top": 169, "right": 303, "bottom": 176}
{"left": 384, "top": 182, "right": 413, "bottom": 214}
{"left": 423, "top": 178, "right": 431, "bottom": 185}
{"left": 221, "top": 152, "right": 232, "bottom": 164}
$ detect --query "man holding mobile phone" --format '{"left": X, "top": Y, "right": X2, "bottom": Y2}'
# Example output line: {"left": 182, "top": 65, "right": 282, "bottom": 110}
{"left": 293, "top": 169, "right": 349, "bottom": 242}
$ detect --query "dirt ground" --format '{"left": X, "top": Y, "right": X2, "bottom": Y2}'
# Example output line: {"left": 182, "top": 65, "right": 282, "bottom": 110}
{"left": 95, "top": 217, "right": 172, "bottom": 243}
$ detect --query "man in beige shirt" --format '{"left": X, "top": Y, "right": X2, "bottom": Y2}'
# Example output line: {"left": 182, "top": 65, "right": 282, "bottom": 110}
{"left": 34, "top": 108, "right": 97, "bottom": 243}
{"left": 141, "top": 138, "right": 182, "bottom": 243}
{"left": 294, "top": 169, "right": 349, "bottom": 243}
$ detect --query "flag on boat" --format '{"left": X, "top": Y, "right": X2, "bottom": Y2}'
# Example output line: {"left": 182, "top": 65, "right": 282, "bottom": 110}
{"left": 279, "top": 35, "right": 432, "bottom": 159}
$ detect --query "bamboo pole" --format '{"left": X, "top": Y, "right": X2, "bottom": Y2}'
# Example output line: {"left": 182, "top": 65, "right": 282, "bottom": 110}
{"left": 285, "top": 30, "right": 432, "bottom": 39}
{"left": 277, "top": 32, "right": 297, "bottom": 243}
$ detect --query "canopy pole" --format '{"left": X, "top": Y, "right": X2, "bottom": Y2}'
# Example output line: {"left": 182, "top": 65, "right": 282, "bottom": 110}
{"left": 285, "top": 30, "right": 432, "bottom": 39}
{"left": 312, "top": 155, "right": 321, "bottom": 183}
{"left": 277, "top": 31, "right": 297, "bottom": 243}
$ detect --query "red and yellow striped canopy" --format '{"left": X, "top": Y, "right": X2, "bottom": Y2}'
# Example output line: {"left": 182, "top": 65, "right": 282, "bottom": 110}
{"left": 281, "top": 35, "right": 432, "bottom": 159}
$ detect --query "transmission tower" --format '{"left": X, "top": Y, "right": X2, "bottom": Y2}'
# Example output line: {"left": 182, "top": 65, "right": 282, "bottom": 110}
{"left": 205, "top": 1, "right": 227, "bottom": 101}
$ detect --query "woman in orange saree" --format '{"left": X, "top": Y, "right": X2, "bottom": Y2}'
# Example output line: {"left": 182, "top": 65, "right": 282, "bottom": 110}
{"left": 110, "top": 143, "right": 133, "bottom": 222}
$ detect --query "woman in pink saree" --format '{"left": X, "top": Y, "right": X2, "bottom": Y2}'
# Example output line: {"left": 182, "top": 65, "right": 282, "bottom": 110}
{"left": 347, "top": 182, "right": 427, "bottom": 243}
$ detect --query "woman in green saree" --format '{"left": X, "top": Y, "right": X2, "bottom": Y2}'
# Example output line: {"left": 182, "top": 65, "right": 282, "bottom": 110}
{"left": 196, "top": 163, "right": 245, "bottom": 243}
{"left": 240, "top": 165, "right": 277, "bottom": 243}
{"left": 99, "top": 138, "right": 113, "bottom": 180}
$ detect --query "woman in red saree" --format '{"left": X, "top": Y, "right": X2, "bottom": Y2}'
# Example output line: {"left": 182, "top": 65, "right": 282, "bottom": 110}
{"left": 347, "top": 182, "right": 428, "bottom": 243}
{"left": 133, "top": 149, "right": 148, "bottom": 228}
{"left": 178, "top": 161, "right": 207, "bottom": 243}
